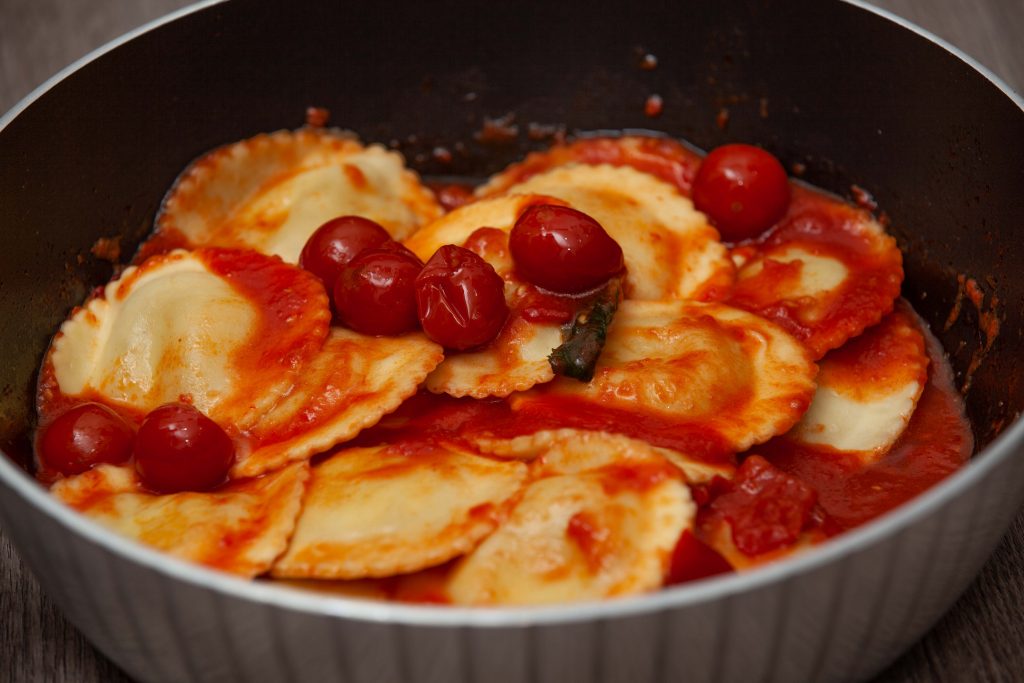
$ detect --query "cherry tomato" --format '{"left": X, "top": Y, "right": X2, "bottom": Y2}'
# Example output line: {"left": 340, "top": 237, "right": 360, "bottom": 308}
{"left": 691, "top": 143, "right": 791, "bottom": 242}
{"left": 334, "top": 247, "right": 423, "bottom": 335}
{"left": 299, "top": 216, "right": 391, "bottom": 289}
{"left": 38, "top": 403, "right": 134, "bottom": 475}
{"left": 375, "top": 239, "right": 421, "bottom": 260}
{"left": 134, "top": 403, "right": 234, "bottom": 493}
{"left": 509, "top": 204, "right": 624, "bottom": 294}
{"left": 415, "top": 245, "right": 509, "bottom": 350}
{"left": 430, "top": 183, "right": 475, "bottom": 212}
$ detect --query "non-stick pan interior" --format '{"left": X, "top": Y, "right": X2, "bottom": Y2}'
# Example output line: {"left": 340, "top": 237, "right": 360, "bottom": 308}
{"left": 1, "top": 0, "right": 1022, "bottom": 467}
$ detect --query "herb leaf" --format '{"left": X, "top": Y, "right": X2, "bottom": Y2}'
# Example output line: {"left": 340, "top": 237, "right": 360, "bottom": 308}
{"left": 547, "top": 279, "right": 621, "bottom": 382}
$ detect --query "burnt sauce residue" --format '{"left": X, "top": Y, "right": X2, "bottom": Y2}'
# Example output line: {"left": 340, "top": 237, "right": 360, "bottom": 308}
{"left": 943, "top": 273, "right": 1002, "bottom": 395}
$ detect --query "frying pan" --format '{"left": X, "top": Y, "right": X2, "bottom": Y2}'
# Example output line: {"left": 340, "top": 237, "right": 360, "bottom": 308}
{"left": 1, "top": 1, "right": 1022, "bottom": 681}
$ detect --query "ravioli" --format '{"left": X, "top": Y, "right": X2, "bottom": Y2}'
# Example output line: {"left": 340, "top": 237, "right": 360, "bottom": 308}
{"left": 788, "top": 305, "right": 928, "bottom": 460}
{"left": 499, "top": 164, "right": 734, "bottom": 301}
{"left": 423, "top": 317, "right": 563, "bottom": 398}
{"left": 728, "top": 186, "right": 904, "bottom": 358}
{"left": 46, "top": 249, "right": 330, "bottom": 430}
{"left": 155, "top": 128, "right": 442, "bottom": 262}
{"left": 503, "top": 300, "right": 817, "bottom": 459}
{"left": 272, "top": 442, "right": 528, "bottom": 579}
{"left": 477, "top": 135, "right": 704, "bottom": 199}
{"left": 470, "top": 428, "right": 734, "bottom": 484}
{"left": 42, "top": 248, "right": 444, "bottom": 478}
{"left": 52, "top": 462, "right": 309, "bottom": 577}
{"left": 404, "top": 195, "right": 569, "bottom": 398}
{"left": 446, "top": 431, "right": 693, "bottom": 605}
{"left": 233, "top": 327, "right": 444, "bottom": 478}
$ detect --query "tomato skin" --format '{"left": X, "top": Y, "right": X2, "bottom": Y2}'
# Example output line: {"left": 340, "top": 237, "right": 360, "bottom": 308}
{"left": 431, "top": 183, "right": 475, "bottom": 212}
{"left": 509, "top": 204, "right": 624, "bottom": 294}
{"left": 665, "top": 530, "right": 733, "bottom": 585}
{"left": 134, "top": 403, "right": 234, "bottom": 493}
{"left": 38, "top": 403, "right": 134, "bottom": 476}
{"left": 299, "top": 216, "right": 391, "bottom": 289}
{"left": 334, "top": 247, "right": 423, "bottom": 336}
{"left": 708, "top": 455, "right": 816, "bottom": 556}
{"left": 415, "top": 245, "right": 509, "bottom": 350}
{"left": 692, "top": 144, "right": 791, "bottom": 242}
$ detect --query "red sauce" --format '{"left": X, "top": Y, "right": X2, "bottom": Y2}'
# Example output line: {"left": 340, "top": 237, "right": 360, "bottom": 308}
{"left": 699, "top": 454, "right": 818, "bottom": 556}
{"left": 346, "top": 388, "right": 734, "bottom": 470}
{"left": 90, "top": 236, "right": 122, "bottom": 263}
{"left": 132, "top": 226, "right": 191, "bottom": 263}
{"left": 727, "top": 186, "right": 904, "bottom": 358}
{"left": 567, "top": 511, "right": 610, "bottom": 573}
{"left": 304, "top": 106, "right": 330, "bottom": 128}
{"left": 644, "top": 94, "right": 664, "bottom": 118}
{"left": 818, "top": 304, "right": 928, "bottom": 395}
{"left": 201, "top": 248, "right": 329, "bottom": 386}
{"left": 596, "top": 461, "right": 677, "bottom": 496}
{"left": 493, "top": 394, "right": 735, "bottom": 466}
{"left": 491, "top": 136, "right": 702, "bottom": 197}
{"left": 342, "top": 163, "right": 368, "bottom": 189}
{"left": 665, "top": 530, "right": 733, "bottom": 585}
{"left": 348, "top": 390, "right": 513, "bottom": 452}
{"left": 715, "top": 108, "right": 730, "bottom": 131}
{"left": 755, "top": 320, "right": 971, "bottom": 530}
{"left": 516, "top": 289, "right": 579, "bottom": 324}
{"left": 428, "top": 182, "right": 475, "bottom": 212}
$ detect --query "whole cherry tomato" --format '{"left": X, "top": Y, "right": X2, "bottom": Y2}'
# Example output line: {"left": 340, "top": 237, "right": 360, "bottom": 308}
{"left": 509, "top": 204, "right": 624, "bottom": 294}
{"left": 691, "top": 144, "right": 791, "bottom": 242}
{"left": 38, "top": 402, "right": 134, "bottom": 476}
{"left": 415, "top": 245, "right": 509, "bottom": 350}
{"left": 334, "top": 247, "right": 423, "bottom": 335}
{"left": 134, "top": 403, "right": 234, "bottom": 493}
{"left": 299, "top": 216, "right": 391, "bottom": 289}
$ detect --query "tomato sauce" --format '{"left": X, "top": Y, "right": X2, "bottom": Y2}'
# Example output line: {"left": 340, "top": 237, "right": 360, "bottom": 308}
{"left": 727, "top": 186, "right": 904, "bottom": 359}
{"left": 567, "top": 512, "right": 611, "bottom": 573}
{"left": 516, "top": 287, "right": 580, "bottom": 324}
{"left": 132, "top": 226, "right": 191, "bottom": 263}
{"left": 665, "top": 530, "right": 734, "bottom": 585}
{"left": 755, "top": 319, "right": 971, "bottom": 531}
{"left": 492, "top": 136, "right": 703, "bottom": 197}
{"left": 495, "top": 394, "right": 735, "bottom": 466}
{"left": 698, "top": 455, "right": 819, "bottom": 556}
{"left": 426, "top": 181, "right": 475, "bottom": 213}
{"left": 595, "top": 461, "right": 677, "bottom": 496}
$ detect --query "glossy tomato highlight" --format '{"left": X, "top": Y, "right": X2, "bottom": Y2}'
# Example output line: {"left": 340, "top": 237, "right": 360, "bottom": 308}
{"left": 415, "top": 245, "right": 509, "bottom": 350}
{"left": 509, "top": 204, "right": 623, "bottom": 294}
{"left": 134, "top": 403, "right": 234, "bottom": 493}
{"left": 334, "top": 247, "right": 423, "bottom": 336}
{"left": 38, "top": 403, "right": 134, "bottom": 476}
{"left": 692, "top": 144, "right": 790, "bottom": 242}
{"left": 299, "top": 215, "right": 391, "bottom": 289}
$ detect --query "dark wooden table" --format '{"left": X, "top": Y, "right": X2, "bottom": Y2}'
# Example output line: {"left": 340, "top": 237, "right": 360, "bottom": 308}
{"left": 2, "top": 1, "right": 1022, "bottom": 681}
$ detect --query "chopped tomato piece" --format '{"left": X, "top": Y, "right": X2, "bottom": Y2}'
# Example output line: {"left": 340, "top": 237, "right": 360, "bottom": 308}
{"left": 708, "top": 454, "right": 817, "bottom": 556}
